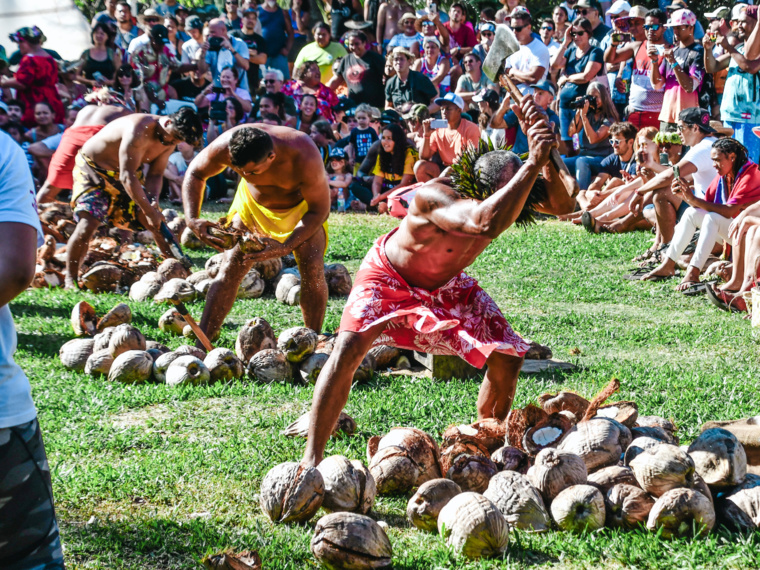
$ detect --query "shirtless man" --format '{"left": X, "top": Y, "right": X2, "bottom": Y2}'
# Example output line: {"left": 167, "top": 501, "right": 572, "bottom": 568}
{"left": 182, "top": 125, "right": 330, "bottom": 339}
{"left": 301, "top": 97, "right": 559, "bottom": 468}
{"left": 377, "top": 0, "right": 414, "bottom": 53}
{"left": 65, "top": 107, "right": 203, "bottom": 288}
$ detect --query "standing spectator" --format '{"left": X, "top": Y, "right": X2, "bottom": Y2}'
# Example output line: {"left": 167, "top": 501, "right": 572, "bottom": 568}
{"left": 127, "top": 8, "right": 164, "bottom": 60}
{"left": 403, "top": 103, "right": 430, "bottom": 147}
{"left": 92, "top": 0, "right": 118, "bottom": 25}
{"left": 224, "top": 0, "right": 243, "bottom": 30}
{"left": 388, "top": 13, "right": 424, "bottom": 54}
{"left": 603, "top": 6, "right": 646, "bottom": 118}
{"left": 651, "top": 8, "right": 703, "bottom": 130}
{"left": 554, "top": 6, "right": 571, "bottom": 42}
{"left": 231, "top": 8, "right": 268, "bottom": 93}
{"left": 174, "top": 5, "right": 191, "bottom": 41}
{"left": 77, "top": 22, "right": 122, "bottom": 88}
{"left": 326, "top": 0, "right": 363, "bottom": 40}
{"left": 328, "top": 31, "right": 386, "bottom": 108}
{"left": 114, "top": 2, "right": 142, "bottom": 53}
{"left": 472, "top": 21, "right": 496, "bottom": 62}
{"left": 455, "top": 53, "right": 496, "bottom": 108}
{"left": 552, "top": 17, "right": 605, "bottom": 154}
{"left": 288, "top": 0, "right": 312, "bottom": 70}
{"left": 377, "top": 0, "right": 414, "bottom": 53}
{"left": 258, "top": 0, "right": 295, "bottom": 79}
{"left": 1, "top": 27, "right": 64, "bottom": 128}
{"left": 370, "top": 122, "right": 417, "bottom": 213}
{"left": 561, "top": 0, "right": 579, "bottom": 22}
{"left": 540, "top": 19, "right": 562, "bottom": 59}
{"left": 416, "top": 0, "right": 449, "bottom": 23}
{"left": 181, "top": 15, "right": 204, "bottom": 64}
{"left": 348, "top": 103, "right": 380, "bottom": 168}
{"left": 283, "top": 61, "right": 339, "bottom": 121}
{"left": 504, "top": 8, "right": 550, "bottom": 94}
{"left": 294, "top": 23, "right": 347, "bottom": 85}
{"left": 155, "top": 0, "right": 180, "bottom": 17}
{"left": 194, "top": 67, "right": 253, "bottom": 115}
{"left": 415, "top": 13, "right": 451, "bottom": 53}
{"left": 576, "top": 0, "right": 611, "bottom": 43}
{"left": 446, "top": 3, "right": 478, "bottom": 60}
{"left": 199, "top": 19, "right": 251, "bottom": 91}
{"left": 495, "top": 0, "right": 527, "bottom": 23}
{"left": 413, "top": 37, "right": 451, "bottom": 96}
{"left": 208, "top": 97, "right": 246, "bottom": 143}
{"left": 415, "top": 92, "right": 480, "bottom": 181}
{"left": 257, "top": 92, "right": 293, "bottom": 124}
{"left": 385, "top": 47, "right": 438, "bottom": 111}
{"left": 663, "top": 0, "right": 704, "bottom": 44}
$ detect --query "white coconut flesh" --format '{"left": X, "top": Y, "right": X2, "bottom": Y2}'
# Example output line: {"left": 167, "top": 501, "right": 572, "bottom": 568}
{"left": 596, "top": 407, "right": 620, "bottom": 418}
{"left": 531, "top": 426, "right": 564, "bottom": 446}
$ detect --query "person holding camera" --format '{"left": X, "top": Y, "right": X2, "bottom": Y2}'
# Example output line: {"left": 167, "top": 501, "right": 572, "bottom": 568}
{"left": 552, "top": 17, "right": 606, "bottom": 155}
{"left": 195, "top": 66, "right": 252, "bottom": 119}
{"left": 198, "top": 19, "right": 251, "bottom": 91}
{"left": 208, "top": 97, "right": 246, "bottom": 143}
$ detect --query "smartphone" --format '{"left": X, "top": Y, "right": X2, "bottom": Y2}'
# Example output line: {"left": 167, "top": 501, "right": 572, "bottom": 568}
{"left": 431, "top": 119, "right": 448, "bottom": 129}
{"left": 611, "top": 32, "right": 631, "bottom": 43}
{"left": 659, "top": 152, "right": 669, "bottom": 165}
{"left": 655, "top": 44, "right": 665, "bottom": 55}
{"left": 672, "top": 164, "right": 680, "bottom": 179}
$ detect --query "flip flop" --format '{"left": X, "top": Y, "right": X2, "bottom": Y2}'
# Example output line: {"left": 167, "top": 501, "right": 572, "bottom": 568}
{"left": 642, "top": 273, "right": 674, "bottom": 282}
{"left": 680, "top": 282, "right": 706, "bottom": 296}
{"left": 623, "top": 267, "right": 652, "bottom": 281}
{"left": 705, "top": 285, "right": 746, "bottom": 313}
{"left": 581, "top": 211, "right": 597, "bottom": 233}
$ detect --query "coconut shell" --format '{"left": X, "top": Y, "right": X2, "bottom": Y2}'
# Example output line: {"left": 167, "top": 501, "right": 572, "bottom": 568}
{"left": 107, "top": 324, "right": 147, "bottom": 358}
{"left": 180, "top": 227, "right": 204, "bottom": 249}
{"left": 483, "top": 470, "right": 550, "bottom": 532}
{"left": 629, "top": 443, "right": 696, "bottom": 497}
{"left": 407, "top": 478, "right": 462, "bottom": 532}
{"left": 282, "top": 411, "right": 357, "bottom": 439}
{"left": 97, "top": 303, "right": 132, "bottom": 331}
{"left": 81, "top": 263, "right": 123, "bottom": 293}
{"left": 688, "top": 427, "right": 747, "bottom": 489}
{"left": 173, "top": 344, "right": 205, "bottom": 358}
{"left": 557, "top": 417, "right": 632, "bottom": 472}
{"left": 538, "top": 391, "right": 590, "bottom": 419}
{"left": 316, "top": 456, "right": 376, "bottom": 514}
{"left": 235, "top": 318, "right": 276, "bottom": 363}
{"left": 442, "top": 418, "right": 507, "bottom": 454}
{"left": 587, "top": 465, "right": 639, "bottom": 494}
{"left": 524, "top": 340, "right": 553, "bottom": 360}
{"left": 368, "top": 427, "right": 442, "bottom": 495}
{"left": 71, "top": 301, "right": 97, "bottom": 337}
{"left": 164, "top": 355, "right": 210, "bottom": 386}
{"left": 153, "top": 351, "right": 181, "bottom": 383}
{"left": 158, "top": 308, "right": 187, "bottom": 335}
{"left": 157, "top": 258, "right": 190, "bottom": 281}
{"left": 204, "top": 253, "right": 225, "bottom": 278}
{"left": 353, "top": 353, "right": 376, "bottom": 383}
{"left": 506, "top": 404, "right": 548, "bottom": 451}
{"left": 93, "top": 328, "right": 115, "bottom": 352}
{"left": 85, "top": 348, "right": 114, "bottom": 376}
{"left": 299, "top": 352, "right": 329, "bottom": 384}
{"left": 204, "top": 348, "right": 244, "bottom": 382}
{"left": 647, "top": 487, "right": 716, "bottom": 538}
{"left": 606, "top": 484, "right": 654, "bottom": 530}
{"left": 311, "top": 512, "right": 391, "bottom": 569}
{"left": 237, "top": 269, "right": 265, "bottom": 299}
{"left": 631, "top": 425, "right": 679, "bottom": 445}
{"left": 167, "top": 217, "right": 186, "bottom": 237}
{"left": 595, "top": 401, "right": 639, "bottom": 429}
{"left": 437, "top": 492, "right": 509, "bottom": 559}
{"left": 551, "top": 484, "right": 606, "bottom": 533}
{"left": 523, "top": 414, "right": 572, "bottom": 456}
{"left": 637, "top": 415, "right": 677, "bottom": 434}
{"left": 145, "top": 340, "right": 170, "bottom": 354}
{"left": 59, "top": 338, "right": 95, "bottom": 371}
{"left": 129, "top": 278, "right": 162, "bottom": 302}
{"left": 717, "top": 473, "right": 760, "bottom": 530}
{"left": 324, "top": 263, "right": 352, "bottom": 296}
{"left": 155, "top": 278, "right": 196, "bottom": 304}
{"left": 108, "top": 350, "right": 153, "bottom": 384}
{"left": 248, "top": 349, "right": 293, "bottom": 383}
{"left": 253, "top": 257, "right": 283, "bottom": 282}
{"left": 186, "top": 270, "right": 209, "bottom": 286}
{"left": 701, "top": 418, "right": 760, "bottom": 469}
{"left": 491, "top": 446, "right": 531, "bottom": 474}
{"left": 277, "top": 327, "right": 318, "bottom": 363}
{"left": 527, "top": 448, "right": 588, "bottom": 504}
{"left": 368, "top": 345, "right": 401, "bottom": 370}
{"left": 624, "top": 436, "right": 664, "bottom": 466}
{"left": 440, "top": 441, "right": 498, "bottom": 493}
{"left": 275, "top": 273, "right": 301, "bottom": 305}
{"left": 260, "top": 462, "right": 324, "bottom": 524}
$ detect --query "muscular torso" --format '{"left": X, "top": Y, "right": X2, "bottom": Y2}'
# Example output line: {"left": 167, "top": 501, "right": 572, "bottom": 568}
{"left": 80, "top": 114, "right": 171, "bottom": 171}
{"left": 73, "top": 104, "right": 131, "bottom": 128}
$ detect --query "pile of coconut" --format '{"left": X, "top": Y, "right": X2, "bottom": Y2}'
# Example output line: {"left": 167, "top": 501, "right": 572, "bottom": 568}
{"left": 260, "top": 379, "right": 760, "bottom": 568}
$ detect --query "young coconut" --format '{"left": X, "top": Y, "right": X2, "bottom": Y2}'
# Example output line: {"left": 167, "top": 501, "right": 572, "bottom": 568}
{"left": 237, "top": 269, "right": 265, "bottom": 299}
{"left": 275, "top": 273, "right": 301, "bottom": 305}
{"left": 174, "top": 344, "right": 206, "bottom": 359}
{"left": 165, "top": 355, "right": 211, "bottom": 386}
{"left": 717, "top": 473, "right": 760, "bottom": 530}
{"left": 437, "top": 492, "right": 509, "bottom": 559}
{"left": 153, "top": 351, "right": 181, "bottom": 383}
{"left": 180, "top": 226, "right": 204, "bottom": 249}
{"left": 316, "top": 455, "right": 376, "bottom": 514}
{"left": 260, "top": 462, "right": 324, "bottom": 524}
{"left": 311, "top": 512, "right": 392, "bottom": 569}
{"left": 687, "top": 427, "right": 747, "bottom": 489}
{"left": 491, "top": 446, "right": 531, "bottom": 474}
{"left": 154, "top": 278, "right": 196, "bottom": 304}
{"left": 587, "top": 465, "right": 639, "bottom": 494}
{"left": 442, "top": 418, "right": 507, "bottom": 454}
{"left": 253, "top": 257, "right": 283, "bottom": 281}
{"left": 538, "top": 391, "right": 590, "bottom": 419}
{"left": 107, "top": 324, "right": 146, "bottom": 358}
{"left": 71, "top": 301, "right": 97, "bottom": 337}
{"left": 108, "top": 350, "right": 153, "bottom": 384}
{"left": 623, "top": 436, "right": 664, "bottom": 466}
{"left": 158, "top": 308, "right": 187, "bottom": 335}
{"left": 277, "top": 327, "right": 318, "bottom": 363}
{"left": 85, "top": 348, "right": 114, "bottom": 376}
{"left": 550, "top": 484, "right": 606, "bottom": 533}
{"left": 204, "top": 348, "right": 245, "bottom": 382}
{"left": 81, "top": 263, "right": 123, "bottom": 292}
{"left": 299, "top": 352, "right": 330, "bottom": 384}
{"left": 629, "top": 443, "right": 696, "bottom": 497}
{"left": 595, "top": 401, "right": 639, "bottom": 429}
{"left": 157, "top": 258, "right": 189, "bottom": 281}
{"left": 235, "top": 318, "right": 276, "bottom": 363}
{"left": 368, "top": 427, "right": 442, "bottom": 495}
{"left": 282, "top": 411, "right": 357, "bottom": 439}
{"left": 59, "top": 338, "right": 95, "bottom": 371}
{"left": 606, "top": 483, "right": 655, "bottom": 530}
{"left": 483, "top": 470, "right": 551, "bottom": 532}
{"left": 646, "top": 487, "right": 716, "bottom": 538}
{"left": 527, "top": 448, "right": 588, "bottom": 504}
{"left": 324, "top": 263, "right": 352, "bottom": 296}
{"left": 407, "top": 478, "right": 462, "bottom": 532}
{"left": 440, "top": 441, "right": 499, "bottom": 493}
{"left": 523, "top": 413, "right": 573, "bottom": 456}
{"left": 248, "top": 349, "right": 293, "bottom": 383}
{"left": 557, "top": 417, "right": 632, "bottom": 472}
{"left": 96, "top": 303, "right": 132, "bottom": 331}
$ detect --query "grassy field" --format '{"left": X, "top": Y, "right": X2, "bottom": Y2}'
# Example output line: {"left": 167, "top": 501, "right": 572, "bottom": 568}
{"left": 14, "top": 208, "right": 760, "bottom": 569}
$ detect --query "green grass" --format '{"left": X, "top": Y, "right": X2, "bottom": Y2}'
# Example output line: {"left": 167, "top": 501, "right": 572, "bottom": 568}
{"left": 15, "top": 210, "right": 760, "bottom": 569}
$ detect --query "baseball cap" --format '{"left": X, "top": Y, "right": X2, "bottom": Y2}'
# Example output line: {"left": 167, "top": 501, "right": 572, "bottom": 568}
{"left": 404, "top": 103, "right": 430, "bottom": 121}
{"left": 380, "top": 109, "right": 404, "bottom": 124}
{"left": 479, "top": 22, "right": 496, "bottom": 33}
{"left": 142, "top": 7, "right": 160, "bottom": 19}
{"left": 472, "top": 88, "right": 500, "bottom": 105}
{"left": 665, "top": 8, "right": 696, "bottom": 26}
{"left": 510, "top": 6, "right": 532, "bottom": 20}
{"left": 434, "top": 92, "right": 465, "bottom": 110}
{"left": 626, "top": 5, "right": 648, "bottom": 19}
{"left": 530, "top": 79, "right": 556, "bottom": 97}
{"left": 149, "top": 24, "right": 170, "bottom": 44}
{"left": 704, "top": 6, "right": 730, "bottom": 19}
{"left": 186, "top": 15, "right": 203, "bottom": 30}
{"left": 678, "top": 107, "right": 717, "bottom": 133}
{"left": 732, "top": 4, "right": 748, "bottom": 20}
{"left": 608, "top": 0, "right": 631, "bottom": 15}
{"left": 329, "top": 147, "right": 347, "bottom": 159}
{"left": 423, "top": 36, "right": 441, "bottom": 47}
{"left": 576, "top": 0, "right": 599, "bottom": 10}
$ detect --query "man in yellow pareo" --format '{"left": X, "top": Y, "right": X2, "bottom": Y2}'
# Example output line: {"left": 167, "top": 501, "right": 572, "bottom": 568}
{"left": 183, "top": 125, "right": 330, "bottom": 340}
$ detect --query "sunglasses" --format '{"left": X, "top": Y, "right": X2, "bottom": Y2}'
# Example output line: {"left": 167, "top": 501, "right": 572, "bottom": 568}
{"left": 643, "top": 24, "right": 661, "bottom": 31}
{"left": 571, "top": 31, "right": 586, "bottom": 37}
{"left": 370, "top": 118, "right": 380, "bottom": 123}
{"left": 541, "top": 26, "right": 555, "bottom": 31}
{"left": 263, "top": 79, "right": 277, "bottom": 84}
{"left": 226, "top": 1, "right": 238, "bottom": 4}
{"left": 610, "top": 138, "right": 623, "bottom": 146}
{"left": 510, "top": 25, "right": 528, "bottom": 33}
{"left": 580, "top": 8, "right": 595, "bottom": 15}
{"left": 481, "top": 31, "right": 494, "bottom": 37}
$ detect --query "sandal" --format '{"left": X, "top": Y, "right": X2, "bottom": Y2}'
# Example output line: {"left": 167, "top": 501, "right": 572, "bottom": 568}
{"left": 705, "top": 285, "right": 747, "bottom": 313}
{"left": 581, "top": 211, "right": 597, "bottom": 233}
{"left": 623, "top": 267, "right": 653, "bottom": 281}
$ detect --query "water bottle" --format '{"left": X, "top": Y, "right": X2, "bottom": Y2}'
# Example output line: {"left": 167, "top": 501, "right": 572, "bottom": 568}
{"left": 337, "top": 195, "right": 345, "bottom": 212}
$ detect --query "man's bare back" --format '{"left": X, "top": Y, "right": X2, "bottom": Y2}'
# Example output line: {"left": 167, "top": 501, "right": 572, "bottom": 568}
{"left": 72, "top": 104, "right": 131, "bottom": 129}
{"left": 378, "top": 0, "right": 414, "bottom": 43}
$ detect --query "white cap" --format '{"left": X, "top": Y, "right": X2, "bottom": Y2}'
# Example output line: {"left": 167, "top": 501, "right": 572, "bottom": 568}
{"left": 434, "top": 92, "right": 465, "bottom": 110}
{"left": 608, "top": 0, "right": 632, "bottom": 14}
{"left": 732, "top": 3, "right": 748, "bottom": 19}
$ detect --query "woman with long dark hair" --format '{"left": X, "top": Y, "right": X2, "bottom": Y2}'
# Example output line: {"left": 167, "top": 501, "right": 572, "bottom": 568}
{"left": 310, "top": 119, "right": 336, "bottom": 164}
{"left": 369, "top": 123, "right": 417, "bottom": 214}
{"left": 77, "top": 22, "right": 121, "bottom": 87}
{"left": 258, "top": 92, "right": 295, "bottom": 126}
{"left": 113, "top": 64, "right": 141, "bottom": 110}
{"left": 296, "top": 93, "right": 321, "bottom": 134}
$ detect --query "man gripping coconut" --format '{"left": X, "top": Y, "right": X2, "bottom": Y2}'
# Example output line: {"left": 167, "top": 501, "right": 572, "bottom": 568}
{"left": 302, "top": 96, "right": 561, "bottom": 469}
{"left": 182, "top": 125, "right": 330, "bottom": 339}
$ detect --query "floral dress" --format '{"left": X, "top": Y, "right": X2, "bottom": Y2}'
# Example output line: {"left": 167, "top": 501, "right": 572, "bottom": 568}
{"left": 281, "top": 80, "right": 339, "bottom": 122}
{"left": 130, "top": 43, "right": 180, "bottom": 102}
{"left": 15, "top": 54, "right": 64, "bottom": 127}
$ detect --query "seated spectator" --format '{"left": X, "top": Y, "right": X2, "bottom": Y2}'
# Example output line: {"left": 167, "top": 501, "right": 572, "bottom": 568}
{"left": 282, "top": 60, "right": 340, "bottom": 122}
{"left": 326, "top": 147, "right": 353, "bottom": 209}
{"left": 195, "top": 67, "right": 253, "bottom": 115}
{"left": 57, "top": 62, "right": 88, "bottom": 109}
{"left": 388, "top": 13, "right": 424, "bottom": 54}
{"left": 404, "top": 103, "right": 430, "bottom": 147}
{"left": 77, "top": 22, "right": 121, "bottom": 88}
{"left": 257, "top": 91, "right": 295, "bottom": 126}
{"left": 496, "top": 0, "right": 526, "bottom": 24}
{"left": 472, "top": 21, "right": 496, "bottom": 62}
{"left": 261, "top": 68, "right": 298, "bottom": 116}
{"left": 412, "top": 37, "right": 451, "bottom": 96}
{"left": 208, "top": 97, "right": 246, "bottom": 144}
{"left": 260, "top": 112, "right": 283, "bottom": 125}
{"left": 5, "top": 101, "right": 24, "bottom": 125}
{"left": 164, "top": 16, "right": 184, "bottom": 62}
{"left": 170, "top": 67, "right": 209, "bottom": 109}
{"left": 370, "top": 122, "right": 417, "bottom": 213}
{"left": 494, "top": 79, "right": 559, "bottom": 153}
{"left": 114, "top": 64, "right": 142, "bottom": 110}
{"left": 327, "top": 30, "right": 386, "bottom": 109}
{"left": 504, "top": 8, "right": 550, "bottom": 94}
{"left": 415, "top": 92, "right": 480, "bottom": 181}
{"left": 385, "top": 47, "right": 438, "bottom": 111}
{"left": 295, "top": 93, "right": 321, "bottom": 133}
{"left": 310, "top": 119, "right": 337, "bottom": 163}
{"left": 415, "top": 14, "right": 451, "bottom": 53}
{"left": 473, "top": 88, "right": 506, "bottom": 146}
{"left": 540, "top": 18, "right": 562, "bottom": 59}
{"left": 164, "top": 141, "right": 197, "bottom": 204}
{"left": 294, "top": 23, "right": 347, "bottom": 84}
{"left": 455, "top": 52, "right": 496, "bottom": 108}
{"left": 131, "top": 24, "right": 191, "bottom": 111}
{"left": 181, "top": 15, "right": 204, "bottom": 64}
{"left": 25, "top": 102, "right": 63, "bottom": 144}
{"left": 2, "top": 122, "right": 25, "bottom": 146}
{"left": 564, "top": 81, "right": 619, "bottom": 189}
{"left": 714, "top": 199, "right": 760, "bottom": 311}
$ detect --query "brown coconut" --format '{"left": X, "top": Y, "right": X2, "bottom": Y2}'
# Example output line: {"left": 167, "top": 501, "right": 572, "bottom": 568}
{"left": 108, "top": 350, "right": 153, "bottom": 384}
{"left": 538, "top": 391, "right": 590, "bottom": 419}
{"left": 523, "top": 413, "right": 573, "bottom": 456}
{"left": 353, "top": 353, "right": 376, "bottom": 383}
{"left": 718, "top": 473, "right": 760, "bottom": 530}
{"left": 59, "top": 338, "right": 95, "bottom": 371}
{"left": 624, "top": 436, "right": 664, "bottom": 466}
{"left": 237, "top": 269, "right": 265, "bottom": 299}
{"left": 437, "top": 492, "right": 509, "bottom": 559}
{"left": 174, "top": 344, "right": 206, "bottom": 359}
{"left": 204, "top": 348, "right": 245, "bottom": 382}
{"left": 557, "top": 417, "right": 632, "bottom": 472}
{"left": 324, "top": 263, "right": 352, "bottom": 296}
{"left": 248, "top": 349, "right": 293, "bottom": 383}
{"left": 587, "top": 465, "right": 639, "bottom": 494}
{"left": 167, "top": 216, "right": 186, "bottom": 237}
{"left": 606, "top": 484, "right": 655, "bottom": 530}
{"left": 631, "top": 425, "right": 679, "bottom": 445}
{"left": 235, "top": 318, "right": 276, "bottom": 363}
{"left": 506, "top": 404, "right": 549, "bottom": 451}
{"left": 551, "top": 484, "right": 606, "bottom": 533}
{"left": 629, "top": 443, "right": 696, "bottom": 497}
{"left": 154, "top": 278, "right": 196, "bottom": 304}
{"left": 157, "top": 258, "right": 189, "bottom": 281}
{"left": 152, "top": 351, "right": 181, "bottom": 383}
{"left": 277, "top": 327, "right": 318, "bottom": 363}
{"left": 252, "top": 257, "right": 283, "bottom": 281}
{"left": 107, "top": 324, "right": 146, "bottom": 358}
{"left": 165, "top": 355, "right": 211, "bottom": 386}
{"left": 299, "top": 352, "right": 330, "bottom": 385}
{"left": 71, "top": 301, "right": 97, "bottom": 337}
{"left": 527, "top": 448, "right": 588, "bottom": 504}
{"left": 311, "top": 512, "right": 391, "bottom": 569}
{"left": 204, "top": 253, "right": 225, "bottom": 278}
{"left": 483, "top": 470, "right": 550, "bottom": 532}
{"left": 442, "top": 418, "right": 507, "bottom": 454}
{"left": 491, "top": 446, "right": 531, "bottom": 474}
{"left": 367, "top": 427, "right": 442, "bottom": 495}
{"left": 316, "top": 455, "right": 376, "bottom": 514}
{"left": 260, "top": 462, "right": 324, "bottom": 524}
{"left": 145, "top": 340, "right": 170, "bottom": 354}
{"left": 368, "top": 345, "right": 401, "bottom": 370}
{"left": 647, "top": 487, "right": 716, "bottom": 538}
{"left": 97, "top": 303, "right": 132, "bottom": 331}
{"left": 186, "top": 270, "right": 209, "bottom": 286}
{"left": 637, "top": 415, "right": 678, "bottom": 433}
{"left": 180, "top": 226, "right": 204, "bottom": 249}
{"left": 688, "top": 427, "right": 747, "bottom": 489}
{"left": 440, "top": 441, "right": 499, "bottom": 493}
{"left": 595, "top": 401, "right": 639, "bottom": 429}
{"left": 85, "top": 349, "right": 114, "bottom": 376}
{"left": 282, "top": 411, "right": 357, "bottom": 439}
{"left": 158, "top": 308, "right": 187, "bottom": 335}
{"left": 701, "top": 417, "right": 760, "bottom": 469}
{"left": 81, "top": 263, "right": 123, "bottom": 293}
{"left": 407, "top": 478, "right": 462, "bottom": 532}
{"left": 275, "top": 273, "right": 301, "bottom": 305}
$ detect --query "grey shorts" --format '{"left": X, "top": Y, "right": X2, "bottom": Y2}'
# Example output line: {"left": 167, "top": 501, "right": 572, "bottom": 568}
{"left": 0, "top": 419, "right": 65, "bottom": 570}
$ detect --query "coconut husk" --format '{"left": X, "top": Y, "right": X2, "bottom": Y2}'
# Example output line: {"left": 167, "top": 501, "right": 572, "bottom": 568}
{"left": 175, "top": 344, "right": 207, "bottom": 359}
{"left": 588, "top": 465, "right": 639, "bottom": 494}
{"left": 606, "top": 483, "right": 654, "bottom": 530}
{"left": 688, "top": 427, "right": 747, "bottom": 489}
{"left": 311, "top": 513, "right": 392, "bottom": 568}
{"left": 299, "top": 352, "right": 329, "bottom": 385}
{"left": 275, "top": 273, "right": 301, "bottom": 305}
{"left": 352, "top": 353, "right": 376, "bottom": 383}
{"left": 701, "top": 417, "right": 760, "bottom": 468}
{"left": 277, "top": 327, "right": 318, "bottom": 363}
{"left": 595, "top": 401, "right": 638, "bottom": 429}
{"left": 237, "top": 269, "right": 265, "bottom": 299}
{"left": 557, "top": 417, "right": 632, "bottom": 472}
{"left": 407, "top": 478, "right": 462, "bottom": 532}
{"left": 527, "top": 448, "right": 588, "bottom": 504}
{"left": 491, "top": 446, "right": 531, "bottom": 474}
{"left": 235, "top": 317, "right": 276, "bottom": 363}
{"left": 631, "top": 425, "right": 679, "bottom": 446}
{"left": 506, "top": 404, "right": 548, "bottom": 451}
{"left": 324, "top": 263, "right": 352, "bottom": 296}
{"left": 107, "top": 324, "right": 146, "bottom": 358}
{"left": 204, "top": 348, "right": 245, "bottom": 382}
{"left": 623, "top": 436, "right": 663, "bottom": 466}
{"left": 165, "top": 355, "right": 211, "bottom": 386}
{"left": 581, "top": 378, "right": 620, "bottom": 422}
{"left": 282, "top": 411, "right": 357, "bottom": 439}
{"left": 154, "top": 278, "right": 196, "bottom": 303}
{"left": 31, "top": 268, "right": 65, "bottom": 288}
{"left": 108, "top": 350, "right": 153, "bottom": 384}
{"left": 550, "top": 484, "right": 606, "bottom": 533}
{"left": 647, "top": 487, "right": 716, "bottom": 538}
{"left": 442, "top": 418, "right": 507, "bottom": 454}
{"left": 180, "top": 227, "right": 204, "bottom": 250}
{"left": 85, "top": 349, "right": 114, "bottom": 376}
{"left": 538, "top": 391, "right": 590, "bottom": 419}
{"left": 483, "top": 470, "right": 550, "bottom": 532}
{"left": 316, "top": 455, "right": 376, "bottom": 514}
{"left": 247, "top": 349, "right": 294, "bottom": 383}
{"left": 437, "top": 492, "right": 509, "bottom": 559}
{"left": 37, "top": 235, "right": 56, "bottom": 265}
{"left": 368, "top": 345, "right": 401, "bottom": 370}
{"left": 97, "top": 303, "right": 132, "bottom": 331}
{"left": 40, "top": 220, "right": 66, "bottom": 243}
{"left": 368, "top": 427, "right": 442, "bottom": 495}
{"left": 157, "top": 258, "right": 190, "bottom": 281}
{"left": 71, "top": 301, "right": 97, "bottom": 337}
{"left": 59, "top": 338, "right": 95, "bottom": 371}
{"left": 440, "top": 441, "right": 498, "bottom": 493}
{"left": 523, "top": 413, "right": 572, "bottom": 456}
{"left": 260, "top": 462, "right": 324, "bottom": 524}
{"left": 202, "top": 550, "right": 261, "bottom": 570}
{"left": 717, "top": 473, "right": 760, "bottom": 530}
{"left": 524, "top": 340, "right": 552, "bottom": 360}
{"left": 629, "top": 443, "right": 696, "bottom": 497}
{"left": 81, "top": 263, "right": 123, "bottom": 293}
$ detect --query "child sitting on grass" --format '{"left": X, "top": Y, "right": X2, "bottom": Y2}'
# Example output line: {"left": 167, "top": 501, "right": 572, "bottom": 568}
{"left": 326, "top": 147, "right": 352, "bottom": 211}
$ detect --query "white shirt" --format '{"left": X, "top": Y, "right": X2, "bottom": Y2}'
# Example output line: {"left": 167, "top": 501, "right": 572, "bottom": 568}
{"left": 168, "top": 151, "right": 194, "bottom": 175}
{"left": 504, "top": 38, "right": 550, "bottom": 95}
{"left": 546, "top": 39, "right": 561, "bottom": 60}
{"left": 181, "top": 38, "right": 201, "bottom": 64}
{"left": 683, "top": 137, "right": 718, "bottom": 199}
{"left": 0, "top": 131, "right": 43, "bottom": 429}
{"left": 127, "top": 34, "right": 177, "bottom": 62}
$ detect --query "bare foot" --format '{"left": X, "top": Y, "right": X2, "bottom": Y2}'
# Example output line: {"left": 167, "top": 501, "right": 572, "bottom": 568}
{"left": 642, "top": 260, "right": 676, "bottom": 281}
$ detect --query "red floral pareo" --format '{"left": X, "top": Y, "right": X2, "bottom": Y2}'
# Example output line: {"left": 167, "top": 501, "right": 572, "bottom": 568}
{"left": 281, "top": 80, "right": 339, "bottom": 122}
{"left": 15, "top": 54, "right": 65, "bottom": 128}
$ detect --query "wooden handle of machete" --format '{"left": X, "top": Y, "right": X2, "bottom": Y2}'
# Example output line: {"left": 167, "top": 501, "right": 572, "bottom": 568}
{"left": 501, "top": 75, "right": 579, "bottom": 199}
{"left": 173, "top": 302, "right": 214, "bottom": 352}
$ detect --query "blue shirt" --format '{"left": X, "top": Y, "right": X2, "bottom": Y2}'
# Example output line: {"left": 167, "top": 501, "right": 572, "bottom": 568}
{"left": 505, "top": 108, "right": 560, "bottom": 155}
{"left": 721, "top": 44, "right": 760, "bottom": 124}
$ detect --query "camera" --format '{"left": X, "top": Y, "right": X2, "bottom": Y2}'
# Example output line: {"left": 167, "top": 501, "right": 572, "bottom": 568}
{"left": 208, "top": 36, "right": 224, "bottom": 52}
{"left": 611, "top": 32, "right": 631, "bottom": 43}
{"left": 209, "top": 98, "right": 227, "bottom": 122}
{"left": 569, "top": 95, "right": 597, "bottom": 110}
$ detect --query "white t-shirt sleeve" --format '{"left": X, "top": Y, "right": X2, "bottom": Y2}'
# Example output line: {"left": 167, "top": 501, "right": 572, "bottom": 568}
{"left": 683, "top": 137, "right": 718, "bottom": 199}
{"left": 0, "top": 132, "right": 43, "bottom": 246}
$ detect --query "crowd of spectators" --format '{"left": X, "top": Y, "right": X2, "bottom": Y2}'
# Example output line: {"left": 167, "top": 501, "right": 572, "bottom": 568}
{"left": 1, "top": 0, "right": 760, "bottom": 313}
